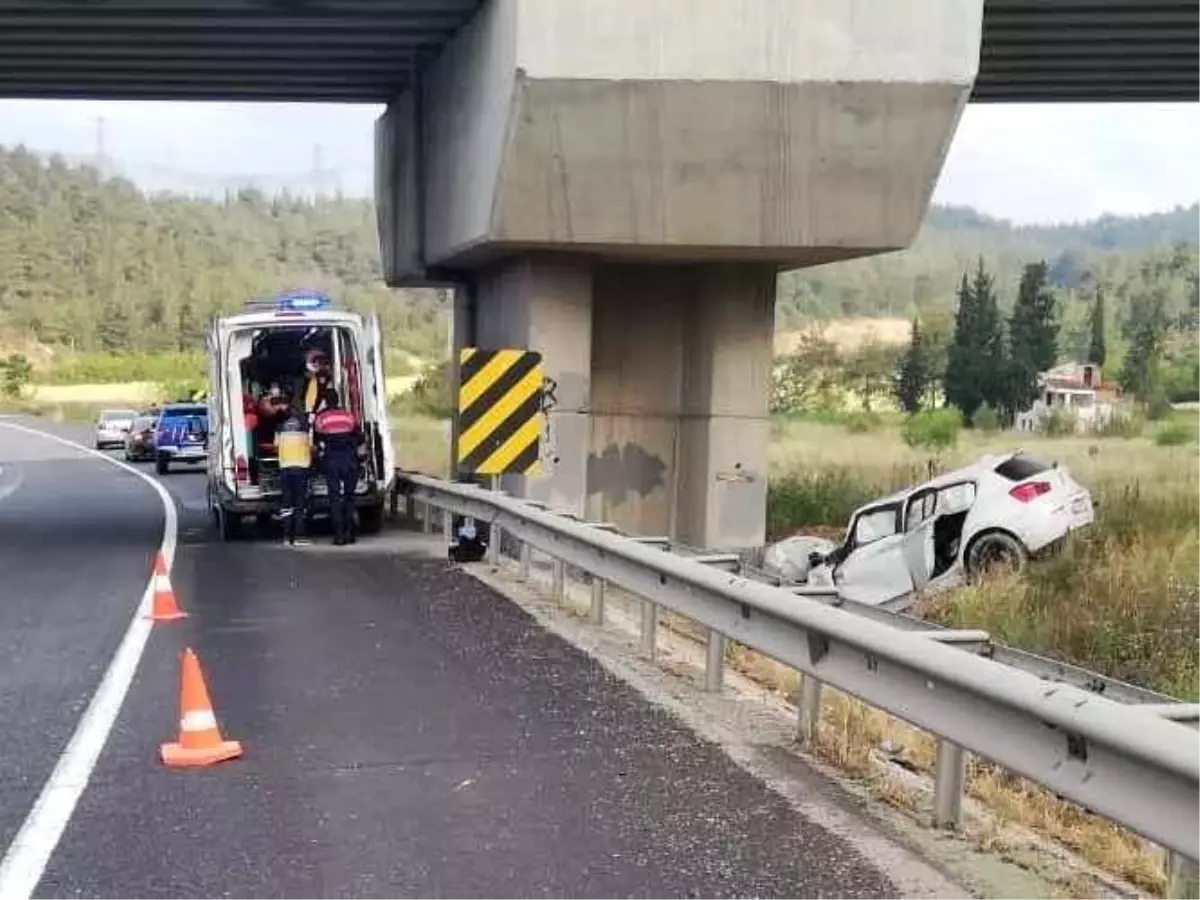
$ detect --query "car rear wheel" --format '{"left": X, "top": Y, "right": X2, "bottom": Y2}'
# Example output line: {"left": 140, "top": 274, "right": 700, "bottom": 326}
{"left": 967, "top": 532, "right": 1027, "bottom": 580}
{"left": 216, "top": 504, "right": 240, "bottom": 542}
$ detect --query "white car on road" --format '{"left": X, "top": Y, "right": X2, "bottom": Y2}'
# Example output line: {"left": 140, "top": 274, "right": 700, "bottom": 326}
{"left": 788, "top": 452, "right": 1094, "bottom": 608}
{"left": 93, "top": 408, "right": 139, "bottom": 450}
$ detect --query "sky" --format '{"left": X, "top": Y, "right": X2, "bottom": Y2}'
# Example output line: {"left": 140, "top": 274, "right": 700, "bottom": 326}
{"left": 0, "top": 99, "right": 1196, "bottom": 225}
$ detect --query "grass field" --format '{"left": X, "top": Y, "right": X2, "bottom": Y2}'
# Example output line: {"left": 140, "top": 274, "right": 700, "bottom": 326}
{"left": 768, "top": 414, "right": 1200, "bottom": 701}
{"left": 765, "top": 414, "right": 1199, "bottom": 894}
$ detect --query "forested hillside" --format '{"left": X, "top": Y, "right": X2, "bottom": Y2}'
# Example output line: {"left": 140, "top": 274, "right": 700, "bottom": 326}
{"left": 0, "top": 145, "right": 445, "bottom": 364}
{"left": 779, "top": 202, "right": 1199, "bottom": 364}
{"left": 1, "top": 143, "right": 1195, "bottom": 380}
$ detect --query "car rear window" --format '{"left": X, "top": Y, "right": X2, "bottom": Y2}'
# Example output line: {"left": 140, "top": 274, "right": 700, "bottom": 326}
{"left": 162, "top": 406, "right": 207, "bottom": 420}
{"left": 994, "top": 453, "right": 1052, "bottom": 481}
{"left": 101, "top": 410, "right": 135, "bottom": 421}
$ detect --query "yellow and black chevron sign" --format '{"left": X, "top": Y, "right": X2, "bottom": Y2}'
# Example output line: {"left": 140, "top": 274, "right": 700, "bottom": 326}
{"left": 456, "top": 347, "right": 544, "bottom": 475}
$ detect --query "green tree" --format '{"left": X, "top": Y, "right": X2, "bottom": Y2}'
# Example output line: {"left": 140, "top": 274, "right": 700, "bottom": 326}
{"left": 1088, "top": 287, "right": 1107, "bottom": 367}
{"left": 1120, "top": 288, "right": 1170, "bottom": 402}
{"left": 1007, "top": 261, "right": 1059, "bottom": 415}
{"left": 842, "top": 338, "right": 900, "bottom": 412}
{"left": 896, "top": 317, "right": 930, "bottom": 413}
{"left": 0, "top": 353, "right": 32, "bottom": 398}
{"left": 0, "top": 145, "right": 449, "bottom": 363}
{"left": 946, "top": 260, "right": 1007, "bottom": 420}
{"left": 771, "top": 330, "right": 842, "bottom": 414}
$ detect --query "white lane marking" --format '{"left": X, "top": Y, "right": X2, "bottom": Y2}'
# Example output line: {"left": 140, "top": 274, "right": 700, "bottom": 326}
{"left": 0, "top": 463, "right": 25, "bottom": 503}
{"left": 0, "top": 422, "right": 179, "bottom": 900}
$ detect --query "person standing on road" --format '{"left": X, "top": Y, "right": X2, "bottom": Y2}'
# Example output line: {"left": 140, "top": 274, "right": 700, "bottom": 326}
{"left": 276, "top": 411, "right": 313, "bottom": 547}
{"left": 314, "top": 391, "right": 365, "bottom": 546}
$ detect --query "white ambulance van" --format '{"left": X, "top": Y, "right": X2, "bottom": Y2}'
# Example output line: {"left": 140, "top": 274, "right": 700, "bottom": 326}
{"left": 205, "top": 289, "right": 395, "bottom": 540}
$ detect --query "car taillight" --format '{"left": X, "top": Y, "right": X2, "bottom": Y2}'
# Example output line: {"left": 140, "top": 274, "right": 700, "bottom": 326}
{"left": 234, "top": 455, "right": 249, "bottom": 483}
{"left": 1010, "top": 481, "right": 1052, "bottom": 503}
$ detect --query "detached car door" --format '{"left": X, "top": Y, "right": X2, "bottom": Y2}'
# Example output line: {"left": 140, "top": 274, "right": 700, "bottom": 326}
{"left": 834, "top": 502, "right": 916, "bottom": 607}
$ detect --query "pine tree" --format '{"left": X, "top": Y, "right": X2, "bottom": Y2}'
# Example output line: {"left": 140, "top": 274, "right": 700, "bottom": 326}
{"left": 1007, "top": 261, "right": 1059, "bottom": 414}
{"left": 946, "top": 259, "right": 1007, "bottom": 420}
{"left": 1088, "top": 287, "right": 1107, "bottom": 367}
{"left": 896, "top": 316, "right": 929, "bottom": 413}
{"left": 1120, "top": 288, "right": 1169, "bottom": 401}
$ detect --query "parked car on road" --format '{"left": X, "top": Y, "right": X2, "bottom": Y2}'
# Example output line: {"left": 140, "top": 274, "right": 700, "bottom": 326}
{"left": 123, "top": 414, "right": 159, "bottom": 462}
{"left": 769, "top": 452, "right": 1095, "bottom": 608}
{"left": 93, "top": 409, "right": 138, "bottom": 450}
{"left": 154, "top": 403, "right": 209, "bottom": 475}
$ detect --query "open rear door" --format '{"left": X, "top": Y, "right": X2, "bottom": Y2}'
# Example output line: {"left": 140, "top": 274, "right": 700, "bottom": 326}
{"left": 366, "top": 314, "right": 396, "bottom": 492}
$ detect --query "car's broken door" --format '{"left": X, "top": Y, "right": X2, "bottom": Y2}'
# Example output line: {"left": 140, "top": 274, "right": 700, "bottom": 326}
{"left": 834, "top": 502, "right": 915, "bottom": 607}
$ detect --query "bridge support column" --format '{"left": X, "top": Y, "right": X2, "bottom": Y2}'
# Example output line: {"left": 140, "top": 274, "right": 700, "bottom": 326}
{"left": 457, "top": 255, "right": 774, "bottom": 549}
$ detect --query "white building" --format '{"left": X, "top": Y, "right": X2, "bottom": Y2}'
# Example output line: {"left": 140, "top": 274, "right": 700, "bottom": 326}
{"left": 1014, "top": 362, "right": 1123, "bottom": 433}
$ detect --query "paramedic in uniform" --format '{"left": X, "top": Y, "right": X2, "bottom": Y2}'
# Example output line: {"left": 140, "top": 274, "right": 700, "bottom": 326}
{"left": 313, "top": 390, "right": 365, "bottom": 546}
{"left": 276, "top": 412, "right": 313, "bottom": 546}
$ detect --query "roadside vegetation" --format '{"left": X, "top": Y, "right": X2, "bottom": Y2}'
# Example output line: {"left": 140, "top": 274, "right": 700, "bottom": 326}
{"left": 768, "top": 415, "right": 1199, "bottom": 701}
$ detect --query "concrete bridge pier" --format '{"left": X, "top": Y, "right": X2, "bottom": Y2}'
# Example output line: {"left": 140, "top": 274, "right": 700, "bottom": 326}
{"left": 376, "top": 0, "right": 984, "bottom": 548}
{"left": 458, "top": 254, "right": 775, "bottom": 549}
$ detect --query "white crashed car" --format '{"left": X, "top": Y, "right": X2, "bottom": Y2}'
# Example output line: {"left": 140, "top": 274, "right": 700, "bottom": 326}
{"left": 778, "top": 452, "right": 1094, "bottom": 608}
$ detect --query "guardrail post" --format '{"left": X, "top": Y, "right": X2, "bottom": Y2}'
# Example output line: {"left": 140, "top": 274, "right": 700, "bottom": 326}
{"left": 589, "top": 576, "right": 605, "bottom": 624}
{"left": 640, "top": 601, "right": 658, "bottom": 659}
{"left": 551, "top": 558, "right": 565, "bottom": 601}
{"left": 404, "top": 491, "right": 415, "bottom": 522}
{"left": 704, "top": 629, "right": 724, "bottom": 692}
{"left": 796, "top": 674, "right": 822, "bottom": 747}
{"left": 1168, "top": 852, "right": 1199, "bottom": 899}
{"left": 442, "top": 508, "right": 453, "bottom": 541}
{"left": 488, "top": 523, "right": 501, "bottom": 565}
{"left": 518, "top": 542, "right": 531, "bottom": 581}
{"left": 421, "top": 500, "right": 434, "bottom": 534}
{"left": 933, "top": 739, "right": 967, "bottom": 829}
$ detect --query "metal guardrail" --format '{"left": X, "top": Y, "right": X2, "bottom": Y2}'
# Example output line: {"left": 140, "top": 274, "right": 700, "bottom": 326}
{"left": 394, "top": 472, "right": 1199, "bottom": 863}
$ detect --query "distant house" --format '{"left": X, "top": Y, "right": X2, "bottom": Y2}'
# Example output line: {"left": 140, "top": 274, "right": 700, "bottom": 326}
{"left": 1014, "top": 362, "right": 1123, "bottom": 433}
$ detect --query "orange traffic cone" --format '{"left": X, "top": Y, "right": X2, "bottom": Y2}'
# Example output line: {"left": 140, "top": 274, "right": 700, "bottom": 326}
{"left": 160, "top": 648, "right": 243, "bottom": 768}
{"left": 147, "top": 552, "right": 186, "bottom": 622}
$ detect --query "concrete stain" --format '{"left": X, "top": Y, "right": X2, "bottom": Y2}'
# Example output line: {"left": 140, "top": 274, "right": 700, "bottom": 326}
{"left": 587, "top": 442, "right": 667, "bottom": 507}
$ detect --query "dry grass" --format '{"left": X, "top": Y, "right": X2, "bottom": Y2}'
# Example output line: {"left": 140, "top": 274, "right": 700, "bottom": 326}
{"left": 391, "top": 414, "right": 450, "bottom": 477}
{"left": 29, "top": 381, "right": 160, "bottom": 404}
{"left": 717, "top": 636, "right": 1171, "bottom": 894}
{"left": 770, "top": 418, "right": 1200, "bottom": 700}
{"left": 765, "top": 417, "right": 1196, "bottom": 895}
{"left": 774, "top": 316, "right": 911, "bottom": 355}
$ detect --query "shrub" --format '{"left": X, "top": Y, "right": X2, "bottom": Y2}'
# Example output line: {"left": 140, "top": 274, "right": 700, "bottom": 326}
{"left": 0, "top": 354, "right": 33, "bottom": 398}
{"left": 971, "top": 402, "right": 1001, "bottom": 433}
{"left": 1155, "top": 419, "right": 1197, "bottom": 447}
{"left": 767, "top": 470, "right": 882, "bottom": 533}
{"left": 842, "top": 410, "right": 882, "bottom": 434}
{"left": 400, "top": 361, "right": 453, "bottom": 419}
{"left": 1093, "top": 408, "right": 1145, "bottom": 439}
{"left": 1145, "top": 387, "right": 1174, "bottom": 422}
{"left": 901, "top": 408, "right": 961, "bottom": 451}
{"left": 158, "top": 378, "right": 207, "bottom": 404}
{"left": 1044, "top": 406, "right": 1078, "bottom": 437}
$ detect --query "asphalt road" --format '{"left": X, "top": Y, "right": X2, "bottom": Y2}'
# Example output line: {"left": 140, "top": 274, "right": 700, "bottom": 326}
{"left": 0, "top": 423, "right": 163, "bottom": 857}
{"left": 1, "top": 419, "right": 898, "bottom": 898}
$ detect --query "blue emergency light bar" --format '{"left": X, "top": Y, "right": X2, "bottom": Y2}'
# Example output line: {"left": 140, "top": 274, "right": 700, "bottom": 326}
{"left": 243, "top": 290, "right": 334, "bottom": 314}
{"left": 274, "top": 289, "right": 332, "bottom": 310}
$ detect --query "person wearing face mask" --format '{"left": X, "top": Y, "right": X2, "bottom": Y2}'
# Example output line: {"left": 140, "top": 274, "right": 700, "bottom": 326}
{"left": 302, "top": 347, "right": 334, "bottom": 417}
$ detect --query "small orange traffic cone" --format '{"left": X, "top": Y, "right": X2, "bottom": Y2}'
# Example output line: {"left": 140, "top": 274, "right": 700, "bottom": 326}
{"left": 161, "top": 648, "right": 243, "bottom": 768}
{"left": 147, "top": 552, "right": 186, "bottom": 622}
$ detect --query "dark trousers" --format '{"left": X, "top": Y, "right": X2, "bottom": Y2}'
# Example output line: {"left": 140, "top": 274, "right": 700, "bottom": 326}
{"left": 279, "top": 467, "right": 310, "bottom": 542}
{"left": 323, "top": 457, "right": 360, "bottom": 540}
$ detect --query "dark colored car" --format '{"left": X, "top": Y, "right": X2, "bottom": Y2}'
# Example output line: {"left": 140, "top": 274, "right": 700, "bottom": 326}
{"left": 123, "top": 414, "right": 159, "bottom": 462}
{"left": 154, "top": 403, "right": 209, "bottom": 475}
